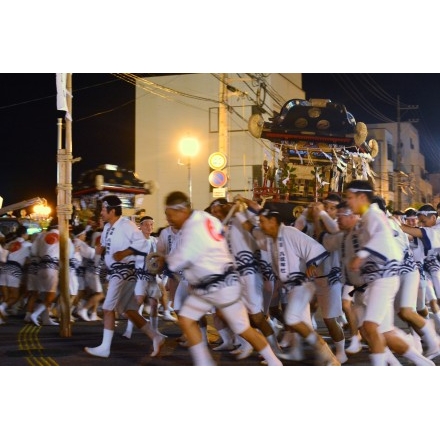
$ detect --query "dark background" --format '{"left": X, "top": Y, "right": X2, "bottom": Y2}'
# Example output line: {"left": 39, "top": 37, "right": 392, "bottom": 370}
{"left": 1, "top": 73, "right": 439, "bottom": 210}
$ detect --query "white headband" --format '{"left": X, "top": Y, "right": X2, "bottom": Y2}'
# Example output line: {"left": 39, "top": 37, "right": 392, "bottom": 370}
{"left": 259, "top": 208, "right": 280, "bottom": 217}
{"left": 102, "top": 201, "right": 121, "bottom": 208}
{"left": 166, "top": 203, "right": 189, "bottom": 210}
{"left": 347, "top": 188, "right": 373, "bottom": 193}
{"left": 416, "top": 210, "right": 437, "bottom": 216}
{"left": 337, "top": 209, "right": 354, "bottom": 216}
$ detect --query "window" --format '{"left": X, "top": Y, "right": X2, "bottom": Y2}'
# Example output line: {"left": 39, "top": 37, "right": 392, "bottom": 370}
{"left": 389, "top": 173, "right": 394, "bottom": 192}
{"left": 387, "top": 143, "right": 394, "bottom": 162}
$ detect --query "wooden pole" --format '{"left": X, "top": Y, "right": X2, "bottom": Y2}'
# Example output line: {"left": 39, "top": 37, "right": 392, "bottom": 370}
{"left": 57, "top": 73, "right": 73, "bottom": 337}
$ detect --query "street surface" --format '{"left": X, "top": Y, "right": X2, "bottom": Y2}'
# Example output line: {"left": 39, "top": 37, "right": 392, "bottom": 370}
{"left": 1, "top": 311, "right": 439, "bottom": 366}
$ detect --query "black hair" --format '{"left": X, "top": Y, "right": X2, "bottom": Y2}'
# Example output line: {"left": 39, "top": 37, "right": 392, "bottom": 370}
{"left": 345, "top": 180, "right": 374, "bottom": 202}
{"left": 164, "top": 191, "right": 190, "bottom": 208}
{"left": 258, "top": 204, "right": 282, "bottom": 224}
{"left": 404, "top": 207, "right": 417, "bottom": 217}
{"left": 324, "top": 193, "right": 342, "bottom": 204}
{"left": 16, "top": 225, "right": 28, "bottom": 236}
{"left": 101, "top": 195, "right": 122, "bottom": 216}
{"left": 336, "top": 201, "right": 349, "bottom": 210}
{"left": 73, "top": 225, "right": 86, "bottom": 237}
{"left": 371, "top": 196, "right": 387, "bottom": 213}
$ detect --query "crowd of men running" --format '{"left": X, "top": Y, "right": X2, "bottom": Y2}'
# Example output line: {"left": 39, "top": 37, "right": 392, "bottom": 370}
{"left": 1, "top": 180, "right": 440, "bottom": 366}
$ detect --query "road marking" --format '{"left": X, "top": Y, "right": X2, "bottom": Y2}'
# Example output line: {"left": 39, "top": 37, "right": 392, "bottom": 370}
{"left": 18, "top": 325, "right": 59, "bottom": 366}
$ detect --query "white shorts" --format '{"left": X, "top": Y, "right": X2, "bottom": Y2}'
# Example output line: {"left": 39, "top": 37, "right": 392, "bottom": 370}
{"left": 427, "top": 271, "right": 440, "bottom": 300}
{"left": 394, "top": 270, "right": 419, "bottom": 309}
{"left": 69, "top": 271, "right": 78, "bottom": 296}
{"left": 284, "top": 281, "right": 316, "bottom": 327}
{"left": 240, "top": 272, "right": 264, "bottom": 315}
{"left": 342, "top": 284, "right": 355, "bottom": 302}
{"left": 26, "top": 273, "right": 40, "bottom": 292}
{"left": 38, "top": 268, "right": 59, "bottom": 293}
{"left": 173, "top": 279, "right": 189, "bottom": 312}
{"left": 0, "top": 262, "right": 23, "bottom": 289}
{"left": 424, "top": 277, "right": 437, "bottom": 303}
{"left": 102, "top": 273, "right": 138, "bottom": 314}
{"left": 179, "top": 283, "right": 249, "bottom": 334}
{"left": 314, "top": 278, "right": 343, "bottom": 319}
{"left": 134, "top": 278, "right": 161, "bottom": 301}
{"left": 359, "top": 276, "right": 399, "bottom": 333}
{"left": 85, "top": 272, "right": 103, "bottom": 293}
{"left": 77, "top": 274, "right": 86, "bottom": 291}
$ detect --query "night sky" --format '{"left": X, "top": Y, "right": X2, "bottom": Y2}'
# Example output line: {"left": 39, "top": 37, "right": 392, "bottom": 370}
{"left": 1, "top": 73, "right": 440, "bottom": 211}
{"left": 0, "top": 73, "right": 135, "bottom": 208}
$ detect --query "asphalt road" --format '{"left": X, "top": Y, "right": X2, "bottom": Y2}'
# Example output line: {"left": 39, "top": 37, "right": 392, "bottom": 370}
{"left": 2, "top": 310, "right": 440, "bottom": 367}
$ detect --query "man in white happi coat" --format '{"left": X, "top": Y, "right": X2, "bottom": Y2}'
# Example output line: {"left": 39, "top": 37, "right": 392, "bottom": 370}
{"left": 0, "top": 225, "right": 31, "bottom": 320}
{"left": 209, "top": 197, "right": 280, "bottom": 359}
{"left": 374, "top": 199, "right": 440, "bottom": 360}
{"left": 346, "top": 180, "right": 434, "bottom": 366}
{"left": 311, "top": 194, "right": 347, "bottom": 363}
{"left": 30, "top": 218, "right": 75, "bottom": 326}
{"left": 403, "top": 208, "right": 440, "bottom": 328}
{"left": 72, "top": 226, "right": 105, "bottom": 322}
{"left": 160, "top": 191, "right": 282, "bottom": 366}
{"left": 318, "top": 201, "right": 363, "bottom": 355}
{"left": 400, "top": 205, "right": 440, "bottom": 334}
{"left": 156, "top": 224, "right": 181, "bottom": 316}
{"left": 84, "top": 196, "right": 165, "bottom": 358}
{"left": 237, "top": 204, "right": 341, "bottom": 365}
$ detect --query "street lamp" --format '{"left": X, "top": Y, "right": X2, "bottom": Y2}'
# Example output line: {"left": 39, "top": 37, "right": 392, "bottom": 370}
{"left": 179, "top": 136, "right": 200, "bottom": 203}
{"left": 32, "top": 202, "right": 52, "bottom": 229}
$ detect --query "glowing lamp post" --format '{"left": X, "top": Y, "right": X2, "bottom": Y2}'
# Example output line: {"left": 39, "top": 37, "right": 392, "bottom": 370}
{"left": 179, "top": 136, "right": 200, "bottom": 203}
{"left": 33, "top": 203, "right": 52, "bottom": 229}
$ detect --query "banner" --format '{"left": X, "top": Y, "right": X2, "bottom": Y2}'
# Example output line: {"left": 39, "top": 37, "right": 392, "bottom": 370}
{"left": 56, "top": 73, "right": 72, "bottom": 120}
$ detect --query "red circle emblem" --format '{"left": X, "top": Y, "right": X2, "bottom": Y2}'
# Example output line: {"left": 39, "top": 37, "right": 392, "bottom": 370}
{"left": 45, "top": 232, "right": 59, "bottom": 245}
{"left": 205, "top": 218, "right": 223, "bottom": 241}
{"left": 9, "top": 241, "right": 22, "bottom": 253}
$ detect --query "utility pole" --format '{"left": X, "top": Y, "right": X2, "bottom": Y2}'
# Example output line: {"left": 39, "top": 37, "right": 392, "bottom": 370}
{"left": 218, "top": 73, "right": 228, "bottom": 156}
{"left": 396, "top": 95, "right": 418, "bottom": 210}
{"left": 218, "top": 74, "right": 229, "bottom": 198}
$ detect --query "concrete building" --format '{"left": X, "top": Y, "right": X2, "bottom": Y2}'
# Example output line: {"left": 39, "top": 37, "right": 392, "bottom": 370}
{"left": 428, "top": 172, "right": 440, "bottom": 208}
{"left": 134, "top": 73, "right": 304, "bottom": 226}
{"left": 368, "top": 121, "right": 432, "bottom": 210}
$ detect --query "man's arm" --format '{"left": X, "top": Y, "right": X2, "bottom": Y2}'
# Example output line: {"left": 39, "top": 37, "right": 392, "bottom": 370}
{"left": 399, "top": 223, "right": 423, "bottom": 238}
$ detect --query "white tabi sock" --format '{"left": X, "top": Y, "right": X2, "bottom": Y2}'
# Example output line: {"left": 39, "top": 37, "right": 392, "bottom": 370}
{"left": 85, "top": 328, "right": 114, "bottom": 358}
{"left": 420, "top": 320, "right": 439, "bottom": 351}
{"left": 189, "top": 341, "right": 216, "bottom": 366}
{"left": 370, "top": 352, "right": 387, "bottom": 366}
{"left": 384, "top": 347, "right": 402, "bottom": 366}
{"left": 431, "top": 311, "right": 440, "bottom": 333}
{"left": 259, "top": 344, "right": 283, "bottom": 366}
{"left": 123, "top": 320, "right": 134, "bottom": 339}
{"left": 402, "top": 346, "right": 435, "bottom": 366}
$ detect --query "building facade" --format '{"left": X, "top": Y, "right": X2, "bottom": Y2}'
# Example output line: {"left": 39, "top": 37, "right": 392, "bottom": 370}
{"left": 134, "top": 74, "right": 434, "bottom": 224}
{"left": 134, "top": 73, "right": 305, "bottom": 226}
{"left": 369, "top": 121, "right": 432, "bottom": 210}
